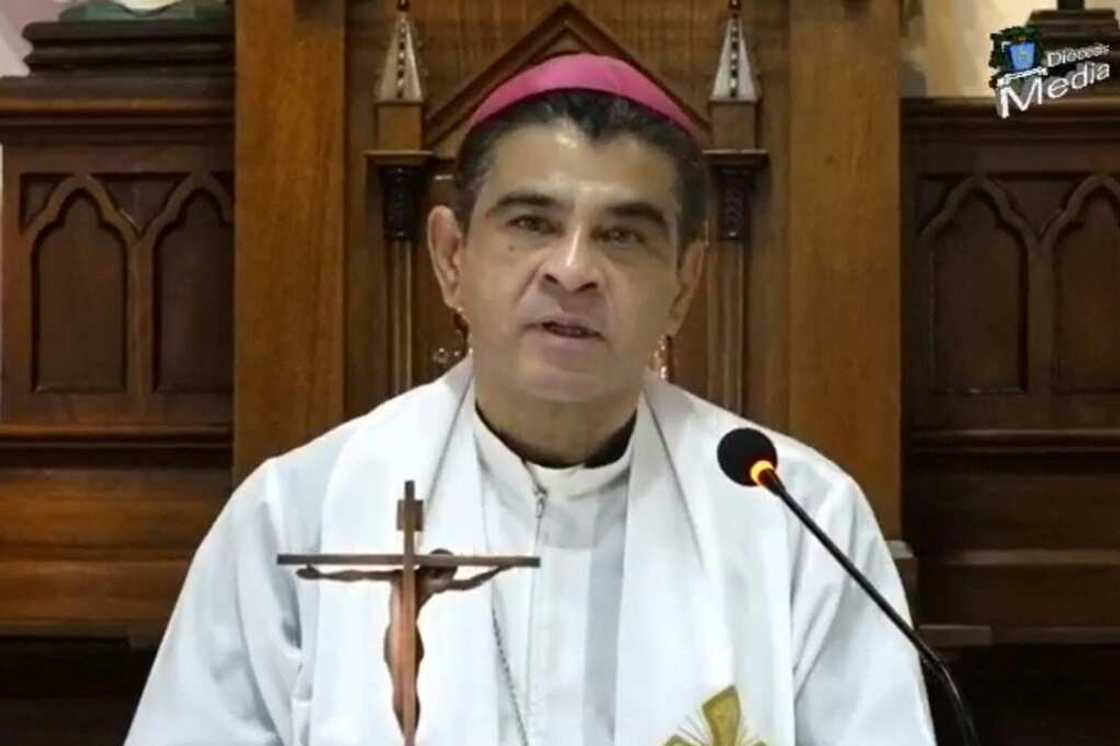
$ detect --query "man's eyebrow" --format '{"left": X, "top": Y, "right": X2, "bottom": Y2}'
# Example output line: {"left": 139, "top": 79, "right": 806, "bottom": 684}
{"left": 606, "top": 200, "right": 671, "bottom": 235}
{"left": 485, "top": 190, "right": 563, "bottom": 217}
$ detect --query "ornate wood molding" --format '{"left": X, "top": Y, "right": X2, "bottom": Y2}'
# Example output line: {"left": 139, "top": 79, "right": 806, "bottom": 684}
{"left": 0, "top": 423, "right": 231, "bottom": 455}
{"left": 24, "top": 173, "right": 139, "bottom": 247}
{"left": 377, "top": 0, "right": 424, "bottom": 104}
{"left": 707, "top": 150, "right": 768, "bottom": 243}
{"left": 368, "top": 0, "right": 430, "bottom": 393}
{"left": 23, "top": 15, "right": 233, "bottom": 75}
{"left": 1042, "top": 173, "right": 1120, "bottom": 395}
{"left": 423, "top": 1, "right": 711, "bottom": 156}
{"left": 917, "top": 175, "right": 1036, "bottom": 396}
{"left": 372, "top": 157, "right": 430, "bottom": 244}
{"left": 904, "top": 95, "right": 1120, "bottom": 655}
{"left": 919, "top": 174, "right": 1038, "bottom": 249}
{"left": 903, "top": 96, "right": 1120, "bottom": 134}
{"left": 142, "top": 171, "right": 234, "bottom": 240}
{"left": 909, "top": 427, "right": 1120, "bottom": 455}
{"left": 0, "top": 16, "right": 233, "bottom": 135}
{"left": 710, "top": 0, "right": 760, "bottom": 151}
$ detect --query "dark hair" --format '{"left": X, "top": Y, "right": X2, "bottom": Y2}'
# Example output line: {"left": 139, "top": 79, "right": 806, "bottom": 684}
{"left": 453, "top": 89, "right": 708, "bottom": 251}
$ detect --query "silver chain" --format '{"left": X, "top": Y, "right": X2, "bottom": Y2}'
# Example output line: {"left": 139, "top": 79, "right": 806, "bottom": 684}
{"left": 491, "top": 600, "right": 532, "bottom": 746}
{"left": 481, "top": 461, "right": 540, "bottom": 746}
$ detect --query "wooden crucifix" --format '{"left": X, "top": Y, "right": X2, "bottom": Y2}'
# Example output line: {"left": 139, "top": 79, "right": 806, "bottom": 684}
{"left": 277, "top": 480, "right": 538, "bottom": 745}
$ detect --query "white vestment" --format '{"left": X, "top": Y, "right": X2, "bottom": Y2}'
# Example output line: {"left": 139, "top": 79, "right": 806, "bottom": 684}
{"left": 474, "top": 398, "right": 633, "bottom": 746}
{"left": 125, "top": 358, "right": 936, "bottom": 746}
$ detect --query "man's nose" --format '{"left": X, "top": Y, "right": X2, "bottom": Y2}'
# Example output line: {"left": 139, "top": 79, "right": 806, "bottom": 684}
{"left": 541, "top": 225, "right": 601, "bottom": 293}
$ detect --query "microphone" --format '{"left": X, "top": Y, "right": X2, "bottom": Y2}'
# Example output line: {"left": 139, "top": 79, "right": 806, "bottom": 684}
{"left": 717, "top": 427, "right": 980, "bottom": 746}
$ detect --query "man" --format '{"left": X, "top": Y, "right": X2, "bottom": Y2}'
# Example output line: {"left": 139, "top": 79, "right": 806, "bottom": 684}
{"left": 125, "top": 53, "right": 936, "bottom": 746}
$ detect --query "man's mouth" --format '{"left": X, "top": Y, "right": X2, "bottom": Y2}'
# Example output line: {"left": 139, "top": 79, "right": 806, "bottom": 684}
{"left": 538, "top": 321, "right": 600, "bottom": 339}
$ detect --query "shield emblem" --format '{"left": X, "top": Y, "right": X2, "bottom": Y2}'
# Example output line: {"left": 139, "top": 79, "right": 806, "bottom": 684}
{"left": 1009, "top": 41, "right": 1036, "bottom": 71}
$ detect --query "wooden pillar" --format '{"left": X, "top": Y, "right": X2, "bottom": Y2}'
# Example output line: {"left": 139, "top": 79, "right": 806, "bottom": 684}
{"left": 787, "top": 1, "right": 902, "bottom": 536}
{"left": 702, "top": 0, "right": 768, "bottom": 414}
{"left": 234, "top": 0, "right": 347, "bottom": 482}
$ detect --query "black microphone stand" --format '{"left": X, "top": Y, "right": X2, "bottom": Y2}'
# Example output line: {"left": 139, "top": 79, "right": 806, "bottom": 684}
{"left": 758, "top": 470, "right": 981, "bottom": 746}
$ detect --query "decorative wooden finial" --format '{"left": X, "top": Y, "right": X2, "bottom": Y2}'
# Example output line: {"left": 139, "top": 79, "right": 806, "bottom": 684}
{"left": 378, "top": 0, "right": 424, "bottom": 102}
{"left": 712, "top": 1, "right": 758, "bottom": 103}
{"left": 706, "top": 0, "right": 768, "bottom": 229}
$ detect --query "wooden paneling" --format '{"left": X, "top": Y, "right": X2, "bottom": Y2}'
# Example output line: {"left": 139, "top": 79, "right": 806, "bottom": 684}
{"left": 0, "top": 559, "right": 191, "bottom": 632}
{"left": 0, "top": 434, "right": 230, "bottom": 634}
{"left": 904, "top": 96, "right": 1120, "bottom": 744}
{"left": 1049, "top": 176, "right": 1120, "bottom": 394}
{"left": 931, "top": 645, "right": 1120, "bottom": 746}
{"left": 904, "top": 97, "right": 1120, "bottom": 637}
{"left": 920, "top": 550, "right": 1120, "bottom": 627}
{"left": 925, "top": 179, "right": 1030, "bottom": 395}
{"left": 1, "top": 150, "right": 234, "bottom": 427}
{"left": 0, "top": 638, "right": 154, "bottom": 746}
{"left": 908, "top": 451, "right": 1120, "bottom": 551}
{"left": 153, "top": 179, "right": 234, "bottom": 394}
{"left": 0, "top": 467, "right": 228, "bottom": 552}
{"left": 0, "top": 15, "right": 234, "bottom": 746}
{"left": 0, "top": 13, "right": 235, "bottom": 637}
{"left": 0, "top": 695, "right": 140, "bottom": 746}
{"left": 234, "top": 0, "right": 346, "bottom": 482}
{"left": 34, "top": 191, "right": 129, "bottom": 393}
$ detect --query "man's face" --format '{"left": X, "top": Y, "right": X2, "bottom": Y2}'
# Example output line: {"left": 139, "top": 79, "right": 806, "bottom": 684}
{"left": 428, "top": 121, "right": 703, "bottom": 405}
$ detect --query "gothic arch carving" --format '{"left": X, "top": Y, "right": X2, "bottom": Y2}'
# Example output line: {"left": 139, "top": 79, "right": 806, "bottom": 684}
{"left": 141, "top": 171, "right": 234, "bottom": 243}
{"left": 918, "top": 175, "right": 1037, "bottom": 394}
{"left": 1042, "top": 173, "right": 1120, "bottom": 394}
{"left": 140, "top": 172, "right": 235, "bottom": 394}
{"left": 24, "top": 173, "right": 138, "bottom": 248}
{"left": 23, "top": 174, "right": 136, "bottom": 393}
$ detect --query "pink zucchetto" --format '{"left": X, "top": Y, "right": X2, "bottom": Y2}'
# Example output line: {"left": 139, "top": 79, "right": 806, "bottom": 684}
{"left": 466, "top": 52, "right": 699, "bottom": 140}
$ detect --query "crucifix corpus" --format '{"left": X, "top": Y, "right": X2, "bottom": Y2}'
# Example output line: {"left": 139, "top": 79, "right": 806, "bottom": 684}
{"left": 277, "top": 480, "right": 539, "bottom": 745}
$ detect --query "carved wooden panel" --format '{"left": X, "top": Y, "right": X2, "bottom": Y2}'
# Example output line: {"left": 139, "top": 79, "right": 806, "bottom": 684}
{"left": 0, "top": 14, "right": 236, "bottom": 645}
{"left": 2, "top": 150, "right": 234, "bottom": 428}
{"left": 0, "top": 451, "right": 229, "bottom": 635}
{"left": 903, "top": 100, "right": 1120, "bottom": 643}
{"left": 908, "top": 167, "right": 1120, "bottom": 432}
{"left": 923, "top": 176, "right": 1030, "bottom": 397}
{"left": 0, "top": 20, "right": 235, "bottom": 743}
{"left": 33, "top": 185, "right": 131, "bottom": 393}
{"left": 150, "top": 176, "right": 234, "bottom": 394}
{"left": 1047, "top": 175, "right": 1120, "bottom": 397}
{"left": 21, "top": 175, "right": 65, "bottom": 229}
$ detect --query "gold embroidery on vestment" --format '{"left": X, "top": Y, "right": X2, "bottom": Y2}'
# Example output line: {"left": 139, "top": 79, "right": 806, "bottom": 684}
{"left": 662, "top": 686, "right": 768, "bottom": 746}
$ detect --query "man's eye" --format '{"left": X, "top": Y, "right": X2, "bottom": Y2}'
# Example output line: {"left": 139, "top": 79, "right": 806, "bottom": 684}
{"left": 604, "top": 227, "right": 644, "bottom": 246}
{"left": 510, "top": 215, "right": 553, "bottom": 234}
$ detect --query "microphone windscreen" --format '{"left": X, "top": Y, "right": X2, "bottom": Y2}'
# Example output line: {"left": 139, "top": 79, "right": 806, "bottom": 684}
{"left": 717, "top": 427, "right": 779, "bottom": 486}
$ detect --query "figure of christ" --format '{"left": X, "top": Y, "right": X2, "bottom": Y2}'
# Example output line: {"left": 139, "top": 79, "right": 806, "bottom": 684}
{"left": 298, "top": 550, "right": 507, "bottom": 729}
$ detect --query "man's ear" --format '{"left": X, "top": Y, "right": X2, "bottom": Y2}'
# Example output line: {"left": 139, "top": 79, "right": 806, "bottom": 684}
{"left": 427, "top": 205, "right": 466, "bottom": 310}
{"left": 666, "top": 239, "right": 706, "bottom": 336}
